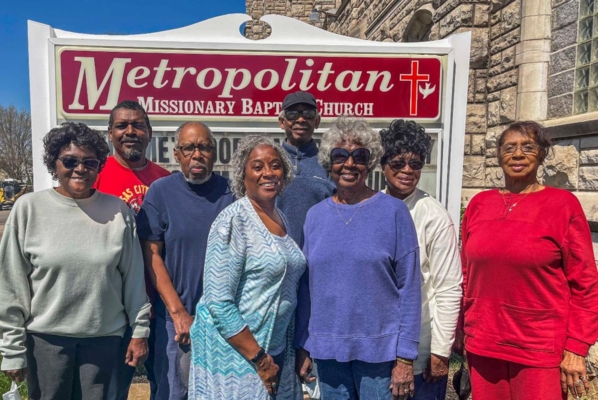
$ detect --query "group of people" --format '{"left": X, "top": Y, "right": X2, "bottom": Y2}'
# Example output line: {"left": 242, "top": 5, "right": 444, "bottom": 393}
{"left": 0, "top": 91, "right": 597, "bottom": 400}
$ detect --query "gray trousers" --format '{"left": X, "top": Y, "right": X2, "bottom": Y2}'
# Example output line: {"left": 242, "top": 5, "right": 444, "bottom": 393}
{"left": 153, "top": 315, "right": 190, "bottom": 400}
{"left": 26, "top": 333, "right": 121, "bottom": 400}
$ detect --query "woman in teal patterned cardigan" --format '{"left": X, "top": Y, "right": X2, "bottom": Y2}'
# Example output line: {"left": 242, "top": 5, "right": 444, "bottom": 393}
{"left": 189, "top": 135, "right": 305, "bottom": 400}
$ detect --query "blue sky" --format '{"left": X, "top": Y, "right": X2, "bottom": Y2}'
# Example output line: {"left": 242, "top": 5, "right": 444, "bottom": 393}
{"left": 0, "top": 0, "right": 247, "bottom": 111}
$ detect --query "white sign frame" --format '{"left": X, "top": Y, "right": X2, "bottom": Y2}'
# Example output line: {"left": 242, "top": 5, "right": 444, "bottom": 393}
{"left": 28, "top": 13, "right": 470, "bottom": 226}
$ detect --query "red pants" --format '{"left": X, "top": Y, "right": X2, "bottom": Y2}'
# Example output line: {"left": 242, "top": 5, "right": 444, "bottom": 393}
{"left": 467, "top": 352, "right": 567, "bottom": 400}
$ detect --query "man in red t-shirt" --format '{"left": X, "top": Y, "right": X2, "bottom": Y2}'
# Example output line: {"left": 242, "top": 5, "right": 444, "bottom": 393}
{"left": 94, "top": 100, "right": 170, "bottom": 214}
{"left": 94, "top": 100, "right": 170, "bottom": 400}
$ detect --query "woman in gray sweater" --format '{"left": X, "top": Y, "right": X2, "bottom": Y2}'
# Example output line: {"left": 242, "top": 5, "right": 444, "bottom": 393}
{"left": 0, "top": 122, "right": 151, "bottom": 400}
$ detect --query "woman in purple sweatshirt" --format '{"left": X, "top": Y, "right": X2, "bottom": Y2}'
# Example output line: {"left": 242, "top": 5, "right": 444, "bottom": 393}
{"left": 295, "top": 116, "right": 421, "bottom": 400}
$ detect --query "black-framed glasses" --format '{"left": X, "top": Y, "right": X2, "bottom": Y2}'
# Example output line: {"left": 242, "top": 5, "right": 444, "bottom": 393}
{"left": 386, "top": 159, "right": 424, "bottom": 171}
{"left": 500, "top": 143, "right": 539, "bottom": 155}
{"left": 330, "top": 147, "right": 371, "bottom": 165}
{"left": 58, "top": 157, "right": 100, "bottom": 170}
{"left": 284, "top": 109, "right": 317, "bottom": 121}
{"left": 176, "top": 144, "right": 214, "bottom": 158}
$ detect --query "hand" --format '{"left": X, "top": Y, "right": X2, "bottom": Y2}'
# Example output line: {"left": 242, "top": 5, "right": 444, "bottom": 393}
{"left": 424, "top": 354, "right": 449, "bottom": 383}
{"left": 295, "top": 347, "right": 316, "bottom": 384}
{"left": 172, "top": 311, "right": 194, "bottom": 345}
{"left": 255, "top": 354, "right": 280, "bottom": 396}
{"left": 452, "top": 329, "right": 465, "bottom": 356}
{"left": 3, "top": 368, "right": 27, "bottom": 383}
{"left": 560, "top": 350, "right": 590, "bottom": 399}
{"left": 390, "top": 360, "right": 414, "bottom": 400}
{"left": 125, "top": 338, "right": 149, "bottom": 367}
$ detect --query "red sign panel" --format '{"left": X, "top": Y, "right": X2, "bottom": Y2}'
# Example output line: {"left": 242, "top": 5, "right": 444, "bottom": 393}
{"left": 57, "top": 48, "right": 443, "bottom": 120}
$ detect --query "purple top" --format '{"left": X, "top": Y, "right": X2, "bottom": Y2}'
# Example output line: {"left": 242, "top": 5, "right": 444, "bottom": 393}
{"left": 295, "top": 191, "right": 421, "bottom": 362}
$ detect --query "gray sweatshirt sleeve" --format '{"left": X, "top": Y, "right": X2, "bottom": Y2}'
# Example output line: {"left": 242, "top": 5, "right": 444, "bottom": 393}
{"left": 119, "top": 210, "right": 151, "bottom": 338}
{"left": 0, "top": 220, "right": 32, "bottom": 370}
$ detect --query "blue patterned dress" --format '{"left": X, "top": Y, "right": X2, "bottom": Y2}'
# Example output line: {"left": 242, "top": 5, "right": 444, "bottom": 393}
{"left": 189, "top": 196, "right": 305, "bottom": 400}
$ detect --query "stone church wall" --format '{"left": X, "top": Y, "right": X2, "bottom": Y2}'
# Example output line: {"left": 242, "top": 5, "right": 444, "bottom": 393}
{"left": 245, "top": 0, "right": 598, "bottom": 242}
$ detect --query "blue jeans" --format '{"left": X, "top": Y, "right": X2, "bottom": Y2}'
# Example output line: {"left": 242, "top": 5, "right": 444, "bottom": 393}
{"left": 409, "top": 373, "right": 447, "bottom": 400}
{"left": 315, "top": 359, "right": 394, "bottom": 400}
{"left": 270, "top": 351, "right": 285, "bottom": 400}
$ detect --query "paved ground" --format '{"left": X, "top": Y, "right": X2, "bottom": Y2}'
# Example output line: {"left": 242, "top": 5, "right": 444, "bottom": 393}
{"left": 128, "top": 383, "right": 150, "bottom": 400}
{"left": 0, "top": 210, "right": 9, "bottom": 237}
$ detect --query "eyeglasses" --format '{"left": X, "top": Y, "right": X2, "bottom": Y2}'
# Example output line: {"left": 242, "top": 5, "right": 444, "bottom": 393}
{"left": 386, "top": 159, "right": 424, "bottom": 171}
{"left": 284, "top": 109, "right": 317, "bottom": 121}
{"left": 500, "top": 143, "right": 539, "bottom": 155}
{"left": 177, "top": 144, "right": 214, "bottom": 158}
{"left": 58, "top": 157, "right": 100, "bottom": 170}
{"left": 330, "top": 148, "right": 371, "bottom": 165}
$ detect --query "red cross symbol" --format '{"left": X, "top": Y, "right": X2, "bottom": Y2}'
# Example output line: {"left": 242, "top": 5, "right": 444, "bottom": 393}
{"left": 400, "top": 61, "right": 430, "bottom": 116}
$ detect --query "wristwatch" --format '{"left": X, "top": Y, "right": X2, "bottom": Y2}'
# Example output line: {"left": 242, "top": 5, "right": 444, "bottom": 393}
{"left": 250, "top": 347, "right": 266, "bottom": 364}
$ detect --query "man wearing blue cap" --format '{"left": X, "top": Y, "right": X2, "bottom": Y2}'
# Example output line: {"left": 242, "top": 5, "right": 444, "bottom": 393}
{"left": 279, "top": 91, "right": 333, "bottom": 400}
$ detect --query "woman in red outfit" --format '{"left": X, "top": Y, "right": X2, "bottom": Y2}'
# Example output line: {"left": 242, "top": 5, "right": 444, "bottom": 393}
{"left": 458, "top": 121, "right": 598, "bottom": 400}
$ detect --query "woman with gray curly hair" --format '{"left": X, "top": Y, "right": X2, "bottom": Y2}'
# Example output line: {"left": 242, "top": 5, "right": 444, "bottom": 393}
{"left": 189, "top": 135, "right": 305, "bottom": 400}
{"left": 295, "top": 117, "right": 422, "bottom": 400}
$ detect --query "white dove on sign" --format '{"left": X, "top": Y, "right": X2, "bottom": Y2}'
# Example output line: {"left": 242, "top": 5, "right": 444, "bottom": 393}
{"left": 419, "top": 83, "right": 436, "bottom": 99}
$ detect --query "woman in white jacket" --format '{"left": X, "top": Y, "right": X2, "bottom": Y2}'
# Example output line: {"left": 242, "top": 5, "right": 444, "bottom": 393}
{"left": 380, "top": 119, "right": 463, "bottom": 400}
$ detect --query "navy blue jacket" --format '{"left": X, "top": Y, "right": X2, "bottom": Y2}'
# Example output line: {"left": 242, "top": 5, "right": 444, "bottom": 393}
{"left": 277, "top": 140, "right": 335, "bottom": 244}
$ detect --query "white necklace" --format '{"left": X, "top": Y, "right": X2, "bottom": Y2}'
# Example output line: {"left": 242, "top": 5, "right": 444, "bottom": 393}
{"left": 334, "top": 194, "right": 367, "bottom": 226}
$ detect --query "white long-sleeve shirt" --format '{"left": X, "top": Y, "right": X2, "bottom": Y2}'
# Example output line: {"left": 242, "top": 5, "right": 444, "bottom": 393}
{"left": 387, "top": 188, "right": 463, "bottom": 374}
{"left": 0, "top": 189, "right": 151, "bottom": 370}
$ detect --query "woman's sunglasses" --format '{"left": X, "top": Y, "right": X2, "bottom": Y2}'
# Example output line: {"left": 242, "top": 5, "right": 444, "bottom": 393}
{"left": 58, "top": 156, "right": 100, "bottom": 170}
{"left": 386, "top": 159, "right": 424, "bottom": 171}
{"left": 330, "top": 148, "right": 371, "bottom": 165}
